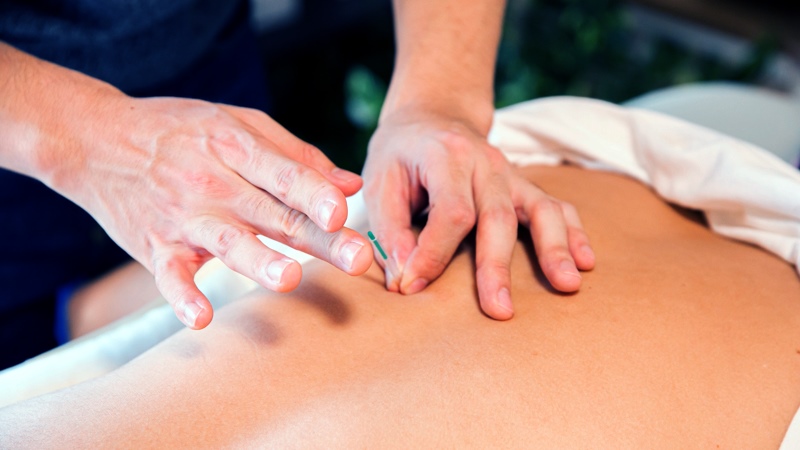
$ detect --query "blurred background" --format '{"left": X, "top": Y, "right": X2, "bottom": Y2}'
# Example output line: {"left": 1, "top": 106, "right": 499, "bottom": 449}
{"left": 251, "top": 0, "right": 800, "bottom": 173}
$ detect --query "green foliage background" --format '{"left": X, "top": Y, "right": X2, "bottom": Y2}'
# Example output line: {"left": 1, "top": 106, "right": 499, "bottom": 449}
{"left": 492, "top": 0, "right": 774, "bottom": 106}
{"left": 271, "top": 0, "right": 776, "bottom": 173}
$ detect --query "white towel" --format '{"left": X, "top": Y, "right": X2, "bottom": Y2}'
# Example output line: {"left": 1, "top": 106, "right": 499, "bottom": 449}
{"left": 489, "top": 96, "right": 800, "bottom": 276}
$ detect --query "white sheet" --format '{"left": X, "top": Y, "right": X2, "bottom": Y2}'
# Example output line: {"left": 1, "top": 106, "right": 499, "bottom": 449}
{"left": 490, "top": 96, "right": 800, "bottom": 275}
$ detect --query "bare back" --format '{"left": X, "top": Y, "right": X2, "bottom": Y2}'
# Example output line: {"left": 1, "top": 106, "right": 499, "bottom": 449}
{"left": 2, "top": 166, "right": 799, "bottom": 448}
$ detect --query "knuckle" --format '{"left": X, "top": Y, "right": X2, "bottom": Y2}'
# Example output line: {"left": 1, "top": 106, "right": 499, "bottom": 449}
{"left": 419, "top": 251, "right": 449, "bottom": 276}
{"left": 569, "top": 227, "right": 590, "bottom": 243}
{"left": 480, "top": 204, "right": 517, "bottom": 228}
{"left": 213, "top": 226, "right": 246, "bottom": 258}
{"left": 542, "top": 253, "right": 572, "bottom": 272}
{"left": 531, "top": 197, "right": 559, "bottom": 217}
{"left": 151, "top": 255, "right": 173, "bottom": 283}
{"left": 309, "top": 183, "right": 335, "bottom": 208}
{"left": 274, "top": 163, "right": 307, "bottom": 198}
{"left": 185, "top": 171, "right": 232, "bottom": 197}
{"left": 278, "top": 208, "right": 308, "bottom": 240}
{"left": 244, "top": 190, "right": 274, "bottom": 216}
{"left": 151, "top": 255, "right": 183, "bottom": 296}
{"left": 437, "top": 130, "right": 473, "bottom": 153}
{"left": 486, "top": 145, "right": 509, "bottom": 166}
{"left": 476, "top": 261, "right": 511, "bottom": 283}
{"left": 298, "top": 142, "right": 323, "bottom": 164}
{"left": 250, "top": 253, "right": 271, "bottom": 280}
{"left": 204, "top": 107, "right": 252, "bottom": 147}
{"left": 557, "top": 200, "right": 580, "bottom": 223}
{"left": 558, "top": 200, "right": 578, "bottom": 217}
{"left": 446, "top": 201, "right": 477, "bottom": 231}
{"left": 209, "top": 127, "right": 239, "bottom": 150}
{"left": 556, "top": 200, "right": 587, "bottom": 234}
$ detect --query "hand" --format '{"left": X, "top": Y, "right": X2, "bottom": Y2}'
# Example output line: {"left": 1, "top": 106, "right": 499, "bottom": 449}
{"left": 362, "top": 108, "right": 595, "bottom": 319}
{"left": 50, "top": 93, "right": 373, "bottom": 329}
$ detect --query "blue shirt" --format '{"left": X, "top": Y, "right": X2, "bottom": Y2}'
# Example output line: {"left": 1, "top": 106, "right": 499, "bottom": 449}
{"left": 0, "top": 0, "right": 239, "bottom": 91}
{"left": 0, "top": 0, "right": 268, "bottom": 368}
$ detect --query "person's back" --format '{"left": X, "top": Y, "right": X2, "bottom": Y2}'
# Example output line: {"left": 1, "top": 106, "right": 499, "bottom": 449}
{"left": 1, "top": 165, "right": 797, "bottom": 447}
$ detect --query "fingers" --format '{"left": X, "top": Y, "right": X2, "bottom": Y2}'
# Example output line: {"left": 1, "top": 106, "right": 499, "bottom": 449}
{"left": 218, "top": 106, "right": 373, "bottom": 280}
{"left": 217, "top": 105, "right": 360, "bottom": 233}
{"left": 512, "top": 177, "right": 595, "bottom": 293}
{"left": 474, "top": 171, "right": 518, "bottom": 321}
{"left": 152, "top": 248, "right": 214, "bottom": 330}
{"left": 221, "top": 105, "right": 363, "bottom": 197}
{"left": 399, "top": 163, "right": 476, "bottom": 295}
{"left": 248, "top": 198, "right": 373, "bottom": 276}
{"left": 191, "top": 218, "right": 304, "bottom": 292}
{"left": 189, "top": 188, "right": 372, "bottom": 277}
{"left": 225, "top": 148, "right": 349, "bottom": 233}
{"left": 284, "top": 140, "right": 362, "bottom": 197}
{"left": 156, "top": 181, "right": 372, "bottom": 331}
{"left": 559, "top": 200, "right": 596, "bottom": 271}
{"left": 362, "top": 163, "right": 418, "bottom": 291}
{"left": 102, "top": 101, "right": 371, "bottom": 331}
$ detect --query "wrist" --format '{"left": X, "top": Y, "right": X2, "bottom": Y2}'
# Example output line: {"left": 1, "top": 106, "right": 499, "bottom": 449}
{"left": 0, "top": 43, "right": 125, "bottom": 191}
{"left": 379, "top": 91, "right": 495, "bottom": 137}
{"left": 37, "top": 73, "right": 125, "bottom": 195}
{"left": 379, "top": 71, "right": 495, "bottom": 136}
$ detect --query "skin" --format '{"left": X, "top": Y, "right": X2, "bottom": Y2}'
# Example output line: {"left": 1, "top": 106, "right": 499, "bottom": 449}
{"left": 0, "top": 43, "right": 372, "bottom": 328}
{"left": 0, "top": 0, "right": 593, "bottom": 331}
{"left": 1, "top": 166, "right": 797, "bottom": 448}
{"left": 0, "top": 42, "right": 371, "bottom": 330}
{"left": 363, "top": 0, "right": 595, "bottom": 319}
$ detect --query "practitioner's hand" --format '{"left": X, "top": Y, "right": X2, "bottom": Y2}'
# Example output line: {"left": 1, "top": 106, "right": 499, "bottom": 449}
{"left": 362, "top": 108, "right": 596, "bottom": 320}
{"left": 48, "top": 93, "right": 372, "bottom": 329}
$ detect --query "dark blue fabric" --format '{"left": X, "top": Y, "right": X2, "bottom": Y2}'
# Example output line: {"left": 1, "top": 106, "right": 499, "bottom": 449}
{"left": 0, "top": 0, "right": 269, "bottom": 369}
{"left": 0, "top": 0, "right": 239, "bottom": 92}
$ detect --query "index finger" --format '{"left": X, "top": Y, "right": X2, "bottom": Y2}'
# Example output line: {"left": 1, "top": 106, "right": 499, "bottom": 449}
{"left": 221, "top": 105, "right": 363, "bottom": 196}
{"left": 206, "top": 118, "right": 351, "bottom": 234}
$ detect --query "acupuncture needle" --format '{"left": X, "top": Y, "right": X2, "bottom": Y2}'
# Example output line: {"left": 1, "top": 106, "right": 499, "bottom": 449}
{"left": 367, "top": 231, "right": 401, "bottom": 284}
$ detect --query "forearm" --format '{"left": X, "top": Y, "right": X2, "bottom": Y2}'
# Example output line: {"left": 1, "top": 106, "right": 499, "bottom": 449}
{"left": 0, "top": 42, "right": 120, "bottom": 186}
{"left": 383, "top": 0, "right": 506, "bottom": 133}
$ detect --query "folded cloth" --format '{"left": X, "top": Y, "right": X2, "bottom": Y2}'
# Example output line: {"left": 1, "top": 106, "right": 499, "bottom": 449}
{"left": 781, "top": 406, "right": 800, "bottom": 450}
{"left": 489, "top": 96, "right": 800, "bottom": 276}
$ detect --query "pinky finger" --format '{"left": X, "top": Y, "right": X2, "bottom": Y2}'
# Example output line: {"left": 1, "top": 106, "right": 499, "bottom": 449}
{"left": 512, "top": 178, "right": 581, "bottom": 293}
{"left": 153, "top": 251, "right": 214, "bottom": 330}
{"left": 559, "top": 200, "right": 596, "bottom": 271}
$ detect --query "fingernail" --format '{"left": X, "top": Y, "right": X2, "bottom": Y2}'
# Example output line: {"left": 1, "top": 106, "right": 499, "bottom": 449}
{"left": 341, "top": 240, "right": 365, "bottom": 271}
{"left": 405, "top": 278, "right": 429, "bottom": 294}
{"left": 497, "top": 287, "right": 513, "bottom": 313}
{"left": 559, "top": 260, "right": 582, "bottom": 279}
{"left": 581, "top": 245, "right": 595, "bottom": 260}
{"left": 177, "top": 300, "right": 204, "bottom": 328}
{"left": 265, "top": 258, "right": 293, "bottom": 285}
{"left": 318, "top": 199, "right": 337, "bottom": 229}
{"left": 331, "top": 168, "right": 361, "bottom": 184}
